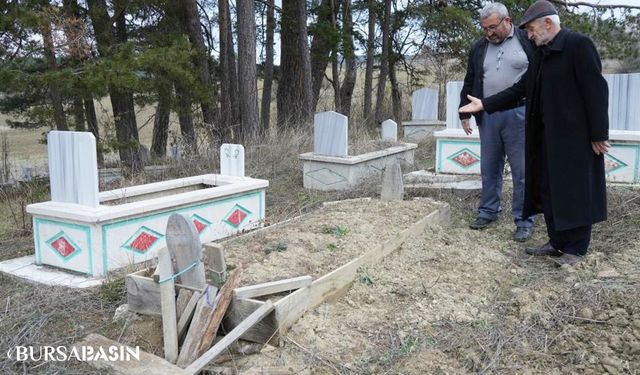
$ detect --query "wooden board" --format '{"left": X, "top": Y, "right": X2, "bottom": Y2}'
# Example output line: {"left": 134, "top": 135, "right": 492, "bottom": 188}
{"left": 185, "top": 300, "right": 275, "bottom": 374}
{"left": 203, "top": 243, "right": 226, "bottom": 285}
{"left": 176, "top": 284, "right": 219, "bottom": 367}
{"left": 158, "top": 246, "right": 178, "bottom": 363}
{"left": 72, "top": 333, "right": 189, "bottom": 375}
{"left": 176, "top": 289, "right": 194, "bottom": 322}
{"left": 234, "top": 275, "right": 313, "bottom": 299}
{"left": 126, "top": 271, "right": 161, "bottom": 316}
{"left": 166, "top": 214, "right": 206, "bottom": 289}
{"left": 223, "top": 298, "right": 278, "bottom": 344}
{"left": 177, "top": 290, "right": 203, "bottom": 342}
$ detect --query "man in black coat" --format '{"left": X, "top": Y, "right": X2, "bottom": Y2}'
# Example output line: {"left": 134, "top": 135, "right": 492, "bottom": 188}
{"left": 459, "top": 0, "right": 610, "bottom": 266}
{"left": 458, "top": 2, "right": 536, "bottom": 242}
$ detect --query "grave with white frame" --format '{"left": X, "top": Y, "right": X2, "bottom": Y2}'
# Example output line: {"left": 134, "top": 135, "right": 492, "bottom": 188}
{"left": 434, "top": 74, "right": 640, "bottom": 183}
{"left": 402, "top": 87, "right": 446, "bottom": 142}
{"left": 0, "top": 133, "right": 268, "bottom": 285}
{"left": 433, "top": 81, "right": 481, "bottom": 174}
{"left": 300, "top": 111, "right": 417, "bottom": 191}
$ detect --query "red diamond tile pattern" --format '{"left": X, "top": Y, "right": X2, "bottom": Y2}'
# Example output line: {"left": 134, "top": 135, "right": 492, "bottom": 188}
{"left": 129, "top": 232, "right": 158, "bottom": 253}
{"left": 227, "top": 209, "right": 247, "bottom": 227}
{"left": 452, "top": 151, "right": 479, "bottom": 167}
{"left": 51, "top": 237, "right": 76, "bottom": 258}
{"left": 193, "top": 219, "right": 206, "bottom": 233}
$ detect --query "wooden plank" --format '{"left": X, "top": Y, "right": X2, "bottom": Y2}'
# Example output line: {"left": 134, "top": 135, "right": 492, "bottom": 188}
{"left": 72, "top": 333, "right": 189, "bottom": 375}
{"left": 176, "top": 289, "right": 194, "bottom": 321}
{"left": 203, "top": 243, "right": 227, "bottom": 285}
{"left": 176, "top": 284, "right": 219, "bottom": 367}
{"left": 274, "top": 204, "right": 450, "bottom": 332}
{"left": 240, "top": 367, "right": 293, "bottom": 375}
{"left": 234, "top": 275, "right": 313, "bottom": 299}
{"left": 126, "top": 272, "right": 161, "bottom": 316}
{"left": 185, "top": 300, "right": 274, "bottom": 374}
{"left": 196, "top": 266, "right": 242, "bottom": 358}
{"left": 166, "top": 213, "right": 206, "bottom": 289}
{"left": 177, "top": 290, "right": 203, "bottom": 342}
{"left": 158, "top": 246, "right": 178, "bottom": 363}
{"left": 126, "top": 271, "right": 205, "bottom": 316}
{"left": 223, "top": 298, "right": 278, "bottom": 344}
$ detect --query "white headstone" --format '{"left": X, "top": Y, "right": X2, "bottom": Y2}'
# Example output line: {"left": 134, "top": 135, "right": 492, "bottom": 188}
{"left": 381, "top": 119, "right": 398, "bottom": 142}
{"left": 220, "top": 144, "right": 245, "bottom": 177}
{"left": 446, "top": 81, "right": 477, "bottom": 130}
{"left": 47, "top": 131, "right": 99, "bottom": 207}
{"left": 604, "top": 73, "right": 640, "bottom": 131}
{"left": 412, "top": 88, "right": 439, "bottom": 120}
{"left": 314, "top": 111, "right": 348, "bottom": 157}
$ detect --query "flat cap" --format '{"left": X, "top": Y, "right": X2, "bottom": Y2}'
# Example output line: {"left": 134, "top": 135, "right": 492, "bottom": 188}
{"left": 518, "top": 0, "right": 558, "bottom": 29}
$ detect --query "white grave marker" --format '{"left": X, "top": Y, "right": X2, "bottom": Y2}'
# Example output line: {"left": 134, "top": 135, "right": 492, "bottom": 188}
{"left": 446, "top": 81, "right": 477, "bottom": 130}
{"left": 412, "top": 88, "right": 439, "bottom": 121}
{"left": 313, "top": 111, "right": 348, "bottom": 157}
{"left": 47, "top": 131, "right": 99, "bottom": 207}
{"left": 220, "top": 144, "right": 245, "bottom": 177}
{"left": 381, "top": 119, "right": 398, "bottom": 142}
{"left": 604, "top": 73, "right": 640, "bottom": 131}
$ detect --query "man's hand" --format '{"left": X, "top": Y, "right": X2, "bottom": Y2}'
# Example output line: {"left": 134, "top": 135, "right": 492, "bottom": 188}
{"left": 462, "top": 119, "right": 473, "bottom": 135}
{"left": 459, "top": 95, "right": 484, "bottom": 114}
{"left": 591, "top": 140, "right": 610, "bottom": 155}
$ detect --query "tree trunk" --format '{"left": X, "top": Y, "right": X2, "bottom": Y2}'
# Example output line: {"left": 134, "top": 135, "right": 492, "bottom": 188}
{"left": 83, "top": 96, "right": 103, "bottom": 166}
{"left": 151, "top": 85, "right": 172, "bottom": 158}
{"left": 72, "top": 98, "right": 86, "bottom": 131}
{"left": 338, "top": 0, "right": 356, "bottom": 117}
{"left": 219, "top": 0, "right": 238, "bottom": 140}
{"left": 41, "top": 21, "right": 67, "bottom": 131}
{"left": 181, "top": 0, "right": 218, "bottom": 139}
{"left": 87, "top": 0, "right": 142, "bottom": 172}
{"left": 363, "top": 0, "right": 376, "bottom": 126}
{"left": 174, "top": 81, "right": 196, "bottom": 152}
{"left": 310, "top": 0, "right": 336, "bottom": 111}
{"left": 237, "top": 0, "right": 259, "bottom": 139}
{"left": 277, "top": 0, "right": 313, "bottom": 128}
{"left": 260, "top": 0, "right": 275, "bottom": 131}
{"left": 389, "top": 61, "right": 402, "bottom": 125}
{"left": 374, "top": 0, "right": 391, "bottom": 125}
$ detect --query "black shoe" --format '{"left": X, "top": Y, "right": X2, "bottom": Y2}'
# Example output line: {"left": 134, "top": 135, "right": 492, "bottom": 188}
{"left": 553, "top": 253, "right": 584, "bottom": 266}
{"left": 513, "top": 227, "right": 533, "bottom": 242}
{"left": 525, "top": 242, "right": 562, "bottom": 256}
{"left": 469, "top": 217, "right": 495, "bottom": 229}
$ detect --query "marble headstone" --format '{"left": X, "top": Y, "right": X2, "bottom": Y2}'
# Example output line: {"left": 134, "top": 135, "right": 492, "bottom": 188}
{"left": 314, "top": 111, "right": 348, "bottom": 157}
{"left": 381, "top": 119, "right": 398, "bottom": 142}
{"left": 220, "top": 143, "right": 245, "bottom": 177}
{"left": 604, "top": 73, "right": 640, "bottom": 131}
{"left": 47, "top": 131, "right": 99, "bottom": 207}
{"left": 446, "top": 81, "right": 477, "bottom": 130}
{"left": 412, "top": 88, "right": 439, "bottom": 120}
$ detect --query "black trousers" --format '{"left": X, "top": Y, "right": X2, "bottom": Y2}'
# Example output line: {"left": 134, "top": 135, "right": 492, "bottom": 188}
{"left": 538, "top": 137, "right": 592, "bottom": 256}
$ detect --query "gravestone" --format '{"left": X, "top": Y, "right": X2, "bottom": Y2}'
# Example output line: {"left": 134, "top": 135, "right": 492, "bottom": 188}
{"left": 412, "top": 88, "right": 439, "bottom": 120}
{"left": 313, "top": 111, "right": 348, "bottom": 157}
{"left": 381, "top": 162, "right": 404, "bottom": 201}
{"left": 381, "top": 120, "right": 398, "bottom": 142}
{"left": 446, "top": 81, "right": 477, "bottom": 129}
{"left": 47, "top": 131, "right": 99, "bottom": 207}
{"left": 604, "top": 73, "right": 640, "bottom": 131}
{"left": 220, "top": 144, "right": 245, "bottom": 177}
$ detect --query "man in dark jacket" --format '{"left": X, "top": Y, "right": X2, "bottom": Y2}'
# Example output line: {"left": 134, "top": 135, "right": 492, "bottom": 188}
{"left": 459, "top": 2, "right": 536, "bottom": 242}
{"left": 459, "top": 0, "right": 610, "bottom": 266}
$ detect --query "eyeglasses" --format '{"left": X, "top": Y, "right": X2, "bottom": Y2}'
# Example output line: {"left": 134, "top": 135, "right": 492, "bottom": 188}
{"left": 482, "top": 17, "right": 506, "bottom": 33}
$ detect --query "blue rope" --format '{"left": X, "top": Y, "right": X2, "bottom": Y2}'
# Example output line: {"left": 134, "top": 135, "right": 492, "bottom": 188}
{"left": 158, "top": 261, "right": 199, "bottom": 284}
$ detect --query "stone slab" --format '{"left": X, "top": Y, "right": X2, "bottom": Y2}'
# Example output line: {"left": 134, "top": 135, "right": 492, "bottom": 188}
{"left": 412, "top": 88, "right": 439, "bottom": 120}
{"left": 220, "top": 143, "right": 245, "bottom": 177}
{"left": 0, "top": 256, "right": 103, "bottom": 288}
{"left": 446, "top": 81, "right": 477, "bottom": 130}
{"left": 381, "top": 119, "right": 398, "bottom": 142}
{"left": 605, "top": 73, "right": 640, "bottom": 131}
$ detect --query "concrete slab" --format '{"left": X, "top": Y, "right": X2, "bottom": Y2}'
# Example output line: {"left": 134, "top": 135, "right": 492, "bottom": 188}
{"left": 0, "top": 256, "right": 104, "bottom": 288}
{"left": 404, "top": 171, "right": 482, "bottom": 194}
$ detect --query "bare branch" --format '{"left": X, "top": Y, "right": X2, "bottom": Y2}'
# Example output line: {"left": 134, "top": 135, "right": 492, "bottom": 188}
{"left": 550, "top": 0, "right": 640, "bottom": 10}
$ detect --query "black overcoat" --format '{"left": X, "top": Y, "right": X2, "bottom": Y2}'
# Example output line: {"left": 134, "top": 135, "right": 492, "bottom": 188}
{"left": 483, "top": 28, "right": 608, "bottom": 231}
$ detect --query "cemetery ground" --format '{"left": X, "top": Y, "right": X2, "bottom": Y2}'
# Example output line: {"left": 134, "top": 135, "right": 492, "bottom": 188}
{"left": 0, "top": 131, "right": 639, "bottom": 374}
